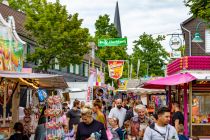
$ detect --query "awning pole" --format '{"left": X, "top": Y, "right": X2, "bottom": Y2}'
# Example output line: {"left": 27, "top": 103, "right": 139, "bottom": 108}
{"left": 184, "top": 83, "right": 188, "bottom": 136}
{"left": 168, "top": 86, "right": 171, "bottom": 109}
{"left": 2, "top": 85, "right": 7, "bottom": 127}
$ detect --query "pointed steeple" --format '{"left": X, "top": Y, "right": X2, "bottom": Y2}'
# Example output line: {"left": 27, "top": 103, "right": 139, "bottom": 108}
{"left": 114, "top": 1, "right": 122, "bottom": 38}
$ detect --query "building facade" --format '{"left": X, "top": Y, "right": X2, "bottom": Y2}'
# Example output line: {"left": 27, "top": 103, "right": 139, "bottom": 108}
{"left": 181, "top": 17, "right": 210, "bottom": 56}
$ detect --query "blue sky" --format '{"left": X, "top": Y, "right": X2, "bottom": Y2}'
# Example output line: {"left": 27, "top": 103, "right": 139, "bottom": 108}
{"left": 49, "top": 0, "right": 191, "bottom": 54}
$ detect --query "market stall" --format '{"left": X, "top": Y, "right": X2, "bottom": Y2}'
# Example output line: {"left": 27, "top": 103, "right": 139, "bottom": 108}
{"left": 127, "top": 87, "right": 166, "bottom": 113}
{"left": 143, "top": 56, "right": 210, "bottom": 138}
{"left": 0, "top": 70, "right": 67, "bottom": 137}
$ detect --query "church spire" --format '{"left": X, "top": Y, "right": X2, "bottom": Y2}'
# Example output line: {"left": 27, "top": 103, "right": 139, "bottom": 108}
{"left": 114, "top": 1, "right": 122, "bottom": 38}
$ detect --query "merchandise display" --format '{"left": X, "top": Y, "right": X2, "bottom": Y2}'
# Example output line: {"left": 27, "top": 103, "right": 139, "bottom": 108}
{"left": 45, "top": 95, "right": 64, "bottom": 140}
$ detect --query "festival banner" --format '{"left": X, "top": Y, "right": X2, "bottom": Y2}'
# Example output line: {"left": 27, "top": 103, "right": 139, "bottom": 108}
{"left": 86, "top": 68, "right": 96, "bottom": 102}
{"left": 96, "top": 69, "right": 105, "bottom": 86}
{"left": 118, "top": 78, "right": 128, "bottom": 90}
{"left": 0, "top": 16, "right": 25, "bottom": 72}
{"left": 107, "top": 60, "right": 124, "bottom": 80}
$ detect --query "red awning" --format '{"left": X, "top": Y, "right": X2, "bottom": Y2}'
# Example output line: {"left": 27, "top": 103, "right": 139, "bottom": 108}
{"left": 142, "top": 73, "right": 196, "bottom": 89}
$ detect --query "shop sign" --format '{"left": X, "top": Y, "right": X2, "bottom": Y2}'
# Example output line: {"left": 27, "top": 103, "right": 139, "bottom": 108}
{"left": 118, "top": 78, "right": 128, "bottom": 90}
{"left": 98, "top": 38, "right": 127, "bottom": 47}
{"left": 169, "top": 36, "right": 182, "bottom": 50}
{"left": 170, "top": 51, "right": 181, "bottom": 58}
{"left": 108, "top": 60, "right": 124, "bottom": 80}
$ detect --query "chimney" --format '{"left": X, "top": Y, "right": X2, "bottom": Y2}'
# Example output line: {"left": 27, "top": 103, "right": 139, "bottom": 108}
{"left": 2, "top": 0, "right": 9, "bottom": 6}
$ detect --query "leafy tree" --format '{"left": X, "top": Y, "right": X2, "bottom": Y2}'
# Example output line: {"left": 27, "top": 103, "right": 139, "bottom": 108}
{"left": 25, "top": 0, "right": 90, "bottom": 71}
{"left": 178, "top": 45, "right": 186, "bottom": 57}
{"left": 94, "top": 14, "right": 128, "bottom": 84}
{"left": 132, "top": 33, "right": 168, "bottom": 77}
{"left": 185, "top": 0, "right": 210, "bottom": 22}
{"left": 0, "top": 0, "right": 31, "bottom": 11}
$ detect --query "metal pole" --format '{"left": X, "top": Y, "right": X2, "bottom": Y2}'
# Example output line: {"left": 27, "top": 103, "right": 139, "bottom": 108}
{"left": 137, "top": 59, "right": 140, "bottom": 79}
{"left": 184, "top": 83, "right": 188, "bottom": 136}
{"left": 127, "top": 60, "right": 129, "bottom": 79}
{"left": 181, "top": 25, "right": 191, "bottom": 56}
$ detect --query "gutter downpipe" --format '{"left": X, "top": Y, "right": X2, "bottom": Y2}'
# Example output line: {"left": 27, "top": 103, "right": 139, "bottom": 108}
{"left": 181, "top": 25, "right": 192, "bottom": 56}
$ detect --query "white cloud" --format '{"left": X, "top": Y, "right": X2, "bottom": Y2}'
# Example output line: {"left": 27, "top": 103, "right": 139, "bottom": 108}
{"left": 48, "top": 0, "right": 191, "bottom": 54}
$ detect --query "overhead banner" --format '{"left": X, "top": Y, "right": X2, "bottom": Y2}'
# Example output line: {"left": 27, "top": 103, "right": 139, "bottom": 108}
{"left": 108, "top": 60, "right": 124, "bottom": 80}
{"left": 98, "top": 38, "right": 127, "bottom": 47}
{"left": 118, "top": 78, "right": 128, "bottom": 90}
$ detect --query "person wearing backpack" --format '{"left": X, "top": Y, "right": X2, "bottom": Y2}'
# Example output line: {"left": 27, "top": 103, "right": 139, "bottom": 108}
{"left": 143, "top": 107, "right": 179, "bottom": 140}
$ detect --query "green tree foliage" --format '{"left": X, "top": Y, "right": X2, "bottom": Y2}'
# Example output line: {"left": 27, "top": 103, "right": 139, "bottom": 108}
{"left": 178, "top": 45, "right": 186, "bottom": 57}
{"left": 185, "top": 0, "right": 210, "bottom": 22}
{"left": 132, "top": 33, "right": 168, "bottom": 77}
{"left": 25, "top": 0, "right": 90, "bottom": 71}
{"left": 94, "top": 14, "right": 128, "bottom": 84}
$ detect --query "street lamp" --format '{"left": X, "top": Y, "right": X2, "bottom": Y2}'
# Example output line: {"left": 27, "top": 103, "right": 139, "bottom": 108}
{"left": 192, "top": 21, "right": 207, "bottom": 43}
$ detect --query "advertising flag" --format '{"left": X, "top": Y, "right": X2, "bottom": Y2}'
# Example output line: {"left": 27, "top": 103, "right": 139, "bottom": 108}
{"left": 86, "top": 68, "right": 96, "bottom": 102}
{"left": 108, "top": 60, "right": 124, "bottom": 80}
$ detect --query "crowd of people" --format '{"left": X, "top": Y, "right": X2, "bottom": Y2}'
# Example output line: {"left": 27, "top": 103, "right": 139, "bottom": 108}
{"left": 7, "top": 97, "right": 201, "bottom": 140}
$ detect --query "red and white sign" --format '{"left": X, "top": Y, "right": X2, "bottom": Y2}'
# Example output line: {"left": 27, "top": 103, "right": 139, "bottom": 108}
{"left": 107, "top": 60, "right": 124, "bottom": 80}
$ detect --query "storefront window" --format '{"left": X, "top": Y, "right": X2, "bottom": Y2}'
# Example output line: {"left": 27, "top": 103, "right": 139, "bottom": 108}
{"left": 192, "top": 93, "right": 210, "bottom": 124}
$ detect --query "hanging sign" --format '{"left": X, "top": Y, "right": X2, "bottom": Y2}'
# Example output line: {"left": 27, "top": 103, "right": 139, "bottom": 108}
{"left": 96, "top": 69, "right": 105, "bottom": 84}
{"left": 108, "top": 60, "right": 124, "bottom": 80}
{"left": 98, "top": 38, "right": 127, "bottom": 47}
{"left": 169, "top": 36, "right": 182, "bottom": 50}
{"left": 118, "top": 78, "right": 128, "bottom": 90}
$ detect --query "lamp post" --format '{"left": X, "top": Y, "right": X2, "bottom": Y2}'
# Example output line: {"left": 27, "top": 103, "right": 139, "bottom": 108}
{"left": 192, "top": 21, "right": 208, "bottom": 43}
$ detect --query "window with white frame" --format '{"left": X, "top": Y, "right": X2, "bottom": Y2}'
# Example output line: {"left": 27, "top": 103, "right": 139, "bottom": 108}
{"left": 54, "top": 58, "right": 59, "bottom": 70}
{"left": 75, "top": 64, "right": 79, "bottom": 74}
{"left": 70, "top": 64, "right": 74, "bottom": 73}
{"left": 205, "top": 29, "right": 210, "bottom": 53}
{"left": 84, "top": 63, "right": 88, "bottom": 77}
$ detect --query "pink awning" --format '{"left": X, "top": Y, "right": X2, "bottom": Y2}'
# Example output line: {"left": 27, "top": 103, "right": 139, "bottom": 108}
{"left": 142, "top": 73, "right": 196, "bottom": 89}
